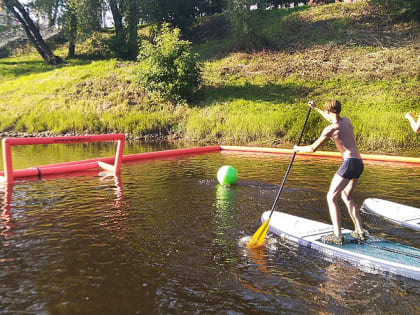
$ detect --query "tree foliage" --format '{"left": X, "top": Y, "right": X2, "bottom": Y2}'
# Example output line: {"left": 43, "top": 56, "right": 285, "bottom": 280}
{"left": 141, "top": 0, "right": 227, "bottom": 31}
{"left": 30, "top": 0, "right": 62, "bottom": 26}
{"left": 61, "top": 0, "right": 108, "bottom": 57}
{"left": 137, "top": 24, "right": 202, "bottom": 103}
{"left": 227, "top": 0, "right": 253, "bottom": 49}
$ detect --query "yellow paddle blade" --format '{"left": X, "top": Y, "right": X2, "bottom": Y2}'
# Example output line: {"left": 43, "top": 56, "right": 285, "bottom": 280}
{"left": 247, "top": 218, "right": 270, "bottom": 249}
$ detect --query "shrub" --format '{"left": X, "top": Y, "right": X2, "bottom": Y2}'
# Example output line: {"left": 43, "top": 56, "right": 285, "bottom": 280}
{"left": 136, "top": 24, "right": 202, "bottom": 103}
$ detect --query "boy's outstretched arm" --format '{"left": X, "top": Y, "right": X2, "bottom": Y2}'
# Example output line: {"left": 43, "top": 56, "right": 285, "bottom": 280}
{"left": 294, "top": 125, "right": 333, "bottom": 153}
{"left": 309, "top": 101, "right": 332, "bottom": 123}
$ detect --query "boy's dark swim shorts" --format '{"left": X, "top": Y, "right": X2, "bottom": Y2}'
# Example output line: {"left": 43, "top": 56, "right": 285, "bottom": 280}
{"left": 337, "top": 158, "right": 364, "bottom": 179}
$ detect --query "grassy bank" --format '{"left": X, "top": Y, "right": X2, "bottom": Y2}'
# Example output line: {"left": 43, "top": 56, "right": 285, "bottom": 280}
{"left": 0, "top": 2, "right": 419, "bottom": 152}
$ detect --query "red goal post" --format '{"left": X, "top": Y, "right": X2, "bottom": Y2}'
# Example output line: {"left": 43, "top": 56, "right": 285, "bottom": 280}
{"left": 1, "top": 134, "right": 125, "bottom": 184}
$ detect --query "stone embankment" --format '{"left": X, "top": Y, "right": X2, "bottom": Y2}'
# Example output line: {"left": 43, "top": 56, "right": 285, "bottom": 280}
{"left": 0, "top": 131, "right": 174, "bottom": 142}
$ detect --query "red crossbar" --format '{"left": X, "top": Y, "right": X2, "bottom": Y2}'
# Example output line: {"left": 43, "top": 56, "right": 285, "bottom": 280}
{"left": 1, "top": 134, "right": 125, "bottom": 184}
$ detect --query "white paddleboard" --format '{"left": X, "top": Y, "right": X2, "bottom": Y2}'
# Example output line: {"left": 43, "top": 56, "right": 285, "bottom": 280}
{"left": 362, "top": 198, "right": 420, "bottom": 231}
{"left": 262, "top": 211, "right": 420, "bottom": 281}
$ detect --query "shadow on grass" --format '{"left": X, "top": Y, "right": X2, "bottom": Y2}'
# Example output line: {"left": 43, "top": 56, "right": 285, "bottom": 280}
{"left": 195, "top": 82, "right": 311, "bottom": 107}
{"left": 0, "top": 58, "right": 94, "bottom": 79}
{"left": 269, "top": 14, "right": 416, "bottom": 50}
{"left": 193, "top": 7, "right": 310, "bottom": 62}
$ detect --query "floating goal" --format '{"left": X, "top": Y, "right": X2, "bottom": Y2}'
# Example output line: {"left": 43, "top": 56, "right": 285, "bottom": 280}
{"left": 1, "top": 134, "right": 125, "bottom": 184}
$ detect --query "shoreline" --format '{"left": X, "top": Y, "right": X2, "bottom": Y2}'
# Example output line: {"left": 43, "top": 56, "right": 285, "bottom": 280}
{"left": 0, "top": 131, "right": 169, "bottom": 142}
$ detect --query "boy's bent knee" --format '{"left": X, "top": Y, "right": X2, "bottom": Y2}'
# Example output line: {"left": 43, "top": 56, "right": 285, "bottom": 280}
{"left": 327, "top": 191, "right": 339, "bottom": 202}
{"left": 341, "top": 191, "right": 351, "bottom": 203}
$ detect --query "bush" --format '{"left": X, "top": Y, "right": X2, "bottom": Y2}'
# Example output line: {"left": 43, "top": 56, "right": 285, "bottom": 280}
{"left": 136, "top": 24, "right": 202, "bottom": 103}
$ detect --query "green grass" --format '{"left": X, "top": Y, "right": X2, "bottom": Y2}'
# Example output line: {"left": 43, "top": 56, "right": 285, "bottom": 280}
{"left": 0, "top": 1, "right": 419, "bottom": 153}
{"left": 186, "top": 77, "right": 419, "bottom": 150}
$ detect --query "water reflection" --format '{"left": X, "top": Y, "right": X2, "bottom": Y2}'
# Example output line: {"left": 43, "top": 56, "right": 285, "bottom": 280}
{"left": 0, "top": 183, "right": 13, "bottom": 243}
{"left": 97, "top": 171, "right": 128, "bottom": 240}
{"left": 212, "top": 184, "right": 241, "bottom": 269}
{"left": 315, "top": 262, "right": 364, "bottom": 313}
{"left": 98, "top": 171, "right": 124, "bottom": 209}
{"left": 0, "top": 169, "right": 127, "bottom": 241}
{"left": 214, "top": 184, "right": 238, "bottom": 239}
{"left": 247, "top": 246, "right": 271, "bottom": 275}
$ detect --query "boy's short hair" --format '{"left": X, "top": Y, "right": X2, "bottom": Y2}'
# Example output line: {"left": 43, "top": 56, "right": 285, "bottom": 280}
{"left": 323, "top": 99, "right": 341, "bottom": 114}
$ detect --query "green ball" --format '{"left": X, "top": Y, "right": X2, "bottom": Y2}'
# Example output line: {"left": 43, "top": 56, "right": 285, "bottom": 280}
{"left": 217, "top": 165, "right": 238, "bottom": 185}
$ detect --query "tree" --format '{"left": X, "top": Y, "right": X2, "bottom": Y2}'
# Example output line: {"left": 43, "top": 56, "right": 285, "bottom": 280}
{"left": 141, "top": 0, "right": 199, "bottom": 31}
{"left": 199, "top": 0, "right": 227, "bottom": 15}
{"left": 4, "top": 0, "right": 62, "bottom": 64}
{"left": 138, "top": 0, "right": 227, "bottom": 33}
{"left": 106, "top": 0, "right": 139, "bottom": 60}
{"left": 127, "top": 0, "right": 139, "bottom": 59}
{"left": 227, "top": 0, "right": 253, "bottom": 48}
{"left": 108, "top": 0, "right": 125, "bottom": 51}
{"left": 64, "top": 0, "right": 77, "bottom": 57}
{"left": 78, "top": 0, "right": 103, "bottom": 33}
{"left": 62, "top": 0, "right": 106, "bottom": 58}
{"left": 31, "top": 0, "right": 63, "bottom": 27}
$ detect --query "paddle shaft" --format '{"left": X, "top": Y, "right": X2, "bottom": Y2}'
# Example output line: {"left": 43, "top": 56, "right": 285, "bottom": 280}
{"left": 268, "top": 107, "right": 312, "bottom": 219}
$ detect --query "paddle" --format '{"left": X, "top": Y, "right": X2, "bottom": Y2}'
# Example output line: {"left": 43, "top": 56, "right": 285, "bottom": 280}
{"left": 247, "top": 107, "right": 312, "bottom": 249}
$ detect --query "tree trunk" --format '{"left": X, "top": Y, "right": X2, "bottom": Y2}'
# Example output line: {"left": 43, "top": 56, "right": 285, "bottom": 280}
{"left": 127, "top": 0, "right": 139, "bottom": 60}
{"left": 48, "top": 0, "right": 61, "bottom": 27}
{"left": 68, "top": 9, "right": 77, "bottom": 57}
{"left": 91, "top": 0, "right": 102, "bottom": 31}
{"left": 4, "top": 0, "right": 62, "bottom": 65}
{"left": 109, "top": 0, "right": 126, "bottom": 47}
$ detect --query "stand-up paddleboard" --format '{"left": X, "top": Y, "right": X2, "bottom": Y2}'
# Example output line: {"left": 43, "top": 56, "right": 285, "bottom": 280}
{"left": 262, "top": 211, "right": 420, "bottom": 281}
{"left": 362, "top": 198, "right": 420, "bottom": 231}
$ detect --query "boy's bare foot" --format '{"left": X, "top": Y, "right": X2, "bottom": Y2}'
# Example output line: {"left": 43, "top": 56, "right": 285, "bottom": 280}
{"left": 320, "top": 233, "right": 344, "bottom": 245}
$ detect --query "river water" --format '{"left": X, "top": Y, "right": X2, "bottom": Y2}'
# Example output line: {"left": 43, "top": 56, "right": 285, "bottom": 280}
{"left": 0, "top": 142, "right": 419, "bottom": 314}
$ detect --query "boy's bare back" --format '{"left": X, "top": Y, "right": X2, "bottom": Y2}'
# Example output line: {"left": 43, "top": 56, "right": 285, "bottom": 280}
{"left": 325, "top": 117, "right": 361, "bottom": 159}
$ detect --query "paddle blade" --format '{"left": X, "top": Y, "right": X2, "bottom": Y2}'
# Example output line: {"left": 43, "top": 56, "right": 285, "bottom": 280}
{"left": 247, "top": 218, "right": 270, "bottom": 249}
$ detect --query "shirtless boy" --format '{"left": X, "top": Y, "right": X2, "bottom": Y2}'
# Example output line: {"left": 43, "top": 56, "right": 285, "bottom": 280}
{"left": 294, "top": 99, "right": 366, "bottom": 245}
